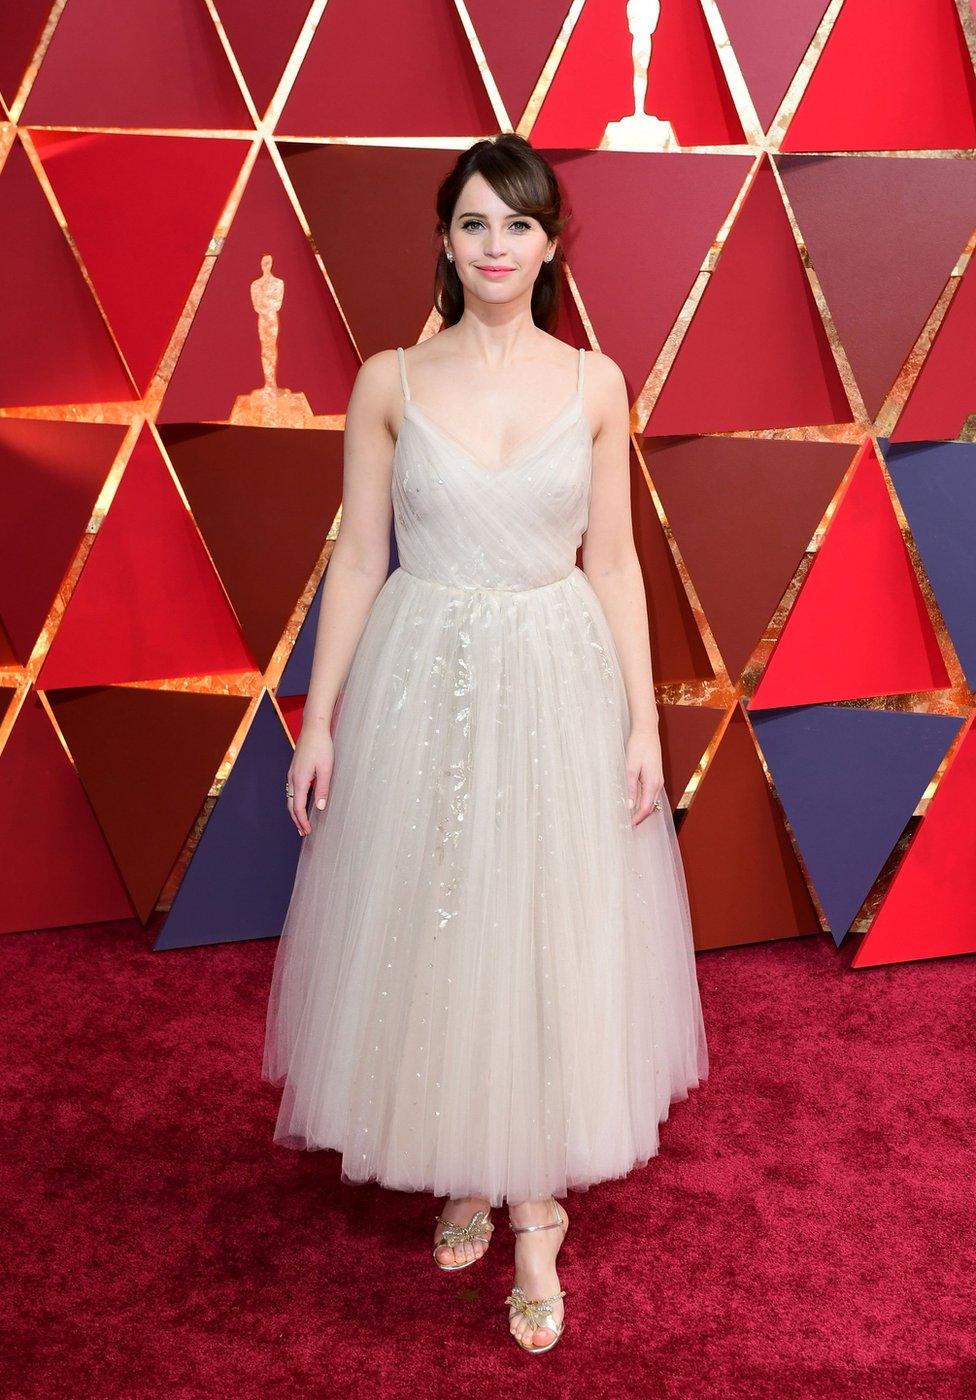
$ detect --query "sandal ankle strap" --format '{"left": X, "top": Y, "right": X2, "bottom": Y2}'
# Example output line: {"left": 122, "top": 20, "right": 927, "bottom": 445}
{"left": 508, "top": 1200, "right": 564, "bottom": 1234}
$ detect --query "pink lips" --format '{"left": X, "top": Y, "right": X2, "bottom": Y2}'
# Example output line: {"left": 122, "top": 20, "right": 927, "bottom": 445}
{"left": 476, "top": 266, "right": 514, "bottom": 278}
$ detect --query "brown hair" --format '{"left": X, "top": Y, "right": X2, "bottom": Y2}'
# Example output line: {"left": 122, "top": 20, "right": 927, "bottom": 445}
{"left": 432, "top": 135, "right": 569, "bottom": 333}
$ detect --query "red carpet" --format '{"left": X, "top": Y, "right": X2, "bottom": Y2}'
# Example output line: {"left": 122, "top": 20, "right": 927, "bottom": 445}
{"left": 2, "top": 922, "right": 973, "bottom": 1398}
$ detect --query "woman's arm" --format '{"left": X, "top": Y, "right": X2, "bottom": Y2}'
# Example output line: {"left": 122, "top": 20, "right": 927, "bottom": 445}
{"left": 580, "top": 351, "right": 663, "bottom": 825}
{"left": 287, "top": 350, "right": 398, "bottom": 834}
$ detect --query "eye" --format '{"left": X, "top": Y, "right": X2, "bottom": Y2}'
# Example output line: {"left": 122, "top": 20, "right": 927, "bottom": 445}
{"left": 459, "top": 218, "right": 533, "bottom": 232}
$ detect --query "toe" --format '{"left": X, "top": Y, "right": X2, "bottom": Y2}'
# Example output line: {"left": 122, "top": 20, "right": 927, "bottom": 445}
{"left": 533, "top": 1326, "right": 554, "bottom": 1348}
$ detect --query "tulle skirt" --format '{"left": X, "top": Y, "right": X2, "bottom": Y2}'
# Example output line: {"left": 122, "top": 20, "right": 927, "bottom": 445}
{"left": 262, "top": 564, "right": 708, "bottom": 1205}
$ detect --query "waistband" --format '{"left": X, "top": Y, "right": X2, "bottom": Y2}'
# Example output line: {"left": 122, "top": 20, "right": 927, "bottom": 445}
{"left": 396, "top": 565, "right": 579, "bottom": 595}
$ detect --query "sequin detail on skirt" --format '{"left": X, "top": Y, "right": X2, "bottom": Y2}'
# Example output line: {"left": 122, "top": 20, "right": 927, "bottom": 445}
{"left": 262, "top": 348, "right": 708, "bottom": 1205}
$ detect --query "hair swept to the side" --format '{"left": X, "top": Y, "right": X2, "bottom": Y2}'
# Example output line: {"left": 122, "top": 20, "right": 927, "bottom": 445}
{"left": 432, "top": 134, "right": 570, "bottom": 332}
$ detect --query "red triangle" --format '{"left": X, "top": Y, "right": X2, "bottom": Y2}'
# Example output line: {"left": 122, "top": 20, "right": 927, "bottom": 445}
{"left": 853, "top": 714, "right": 976, "bottom": 966}
{"left": 0, "top": 419, "right": 128, "bottom": 664}
{"left": 648, "top": 435, "right": 855, "bottom": 682}
{"left": 716, "top": 0, "right": 830, "bottom": 132}
{"left": 158, "top": 146, "right": 359, "bottom": 422}
{"left": 212, "top": 0, "right": 314, "bottom": 116}
{"left": 464, "top": 0, "right": 576, "bottom": 129}
{"left": 782, "top": 0, "right": 976, "bottom": 152}
{"left": 778, "top": 153, "right": 976, "bottom": 420}
{"left": 277, "top": 0, "right": 496, "bottom": 138}
{"left": 750, "top": 442, "right": 950, "bottom": 708}
{"left": 893, "top": 254, "right": 976, "bottom": 441}
{"left": 36, "top": 424, "right": 255, "bottom": 688}
{"left": 48, "top": 685, "right": 251, "bottom": 924}
{"left": 20, "top": 0, "right": 251, "bottom": 129}
{"left": 0, "top": 0, "right": 52, "bottom": 108}
{"left": 647, "top": 159, "right": 853, "bottom": 433}
{"left": 0, "top": 139, "right": 133, "bottom": 407}
{"left": 0, "top": 690, "right": 133, "bottom": 935}
{"left": 677, "top": 705, "right": 822, "bottom": 950}
{"left": 532, "top": 0, "right": 744, "bottom": 147}
{"left": 544, "top": 149, "right": 751, "bottom": 404}
{"left": 31, "top": 131, "right": 250, "bottom": 393}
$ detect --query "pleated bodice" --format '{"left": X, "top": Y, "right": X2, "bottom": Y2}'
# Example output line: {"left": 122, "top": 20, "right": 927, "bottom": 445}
{"left": 392, "top": 344, "right": 592, "bottom": 592}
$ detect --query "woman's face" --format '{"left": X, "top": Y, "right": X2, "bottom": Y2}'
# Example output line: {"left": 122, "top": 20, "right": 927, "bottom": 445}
{"left": 445, "top": 173, "right": 554, "bottom": 304}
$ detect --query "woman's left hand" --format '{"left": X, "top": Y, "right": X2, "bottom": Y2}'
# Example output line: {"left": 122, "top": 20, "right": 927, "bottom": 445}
{"left": 625, "top": 727, "right": 665, "bottom": 826}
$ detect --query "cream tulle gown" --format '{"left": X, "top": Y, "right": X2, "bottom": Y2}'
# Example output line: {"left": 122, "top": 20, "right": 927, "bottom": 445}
{"left": 262, "top": 344, "right": 708, "bottom": 1206}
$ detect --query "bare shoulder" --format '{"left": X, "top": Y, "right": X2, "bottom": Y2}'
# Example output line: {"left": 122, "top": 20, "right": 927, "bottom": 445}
{"left": 347, "top": 347, "right": 404, "bottom": 436}
{"left": 581, "top": 348, "right": 629, "bottom": 437}
{"left": 582, "top": 347, "right": 626, "bottom": 393}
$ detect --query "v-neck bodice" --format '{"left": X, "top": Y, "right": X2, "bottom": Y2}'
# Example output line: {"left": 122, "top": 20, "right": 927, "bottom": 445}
{"left": 392, "top": 345, "right": 593, "bottom": 592}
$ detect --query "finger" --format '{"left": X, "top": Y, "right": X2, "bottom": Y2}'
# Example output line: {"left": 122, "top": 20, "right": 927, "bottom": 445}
{"left": 286, "top": 795, "right": 305, "bottom": 837}
{"left": 632, "top": 772, "right": 653, "bottom": 824}
{"left": 313, "top": 770, "right": 330, "bottom": 811}
{"left": 634, "top": 777, "right": 664, "bottom": 825}
{"left": 626, "top": 769, "right": 639, "bottom": 811}
{"left": 287, "top": 780, "right": 311, "bottom": 836}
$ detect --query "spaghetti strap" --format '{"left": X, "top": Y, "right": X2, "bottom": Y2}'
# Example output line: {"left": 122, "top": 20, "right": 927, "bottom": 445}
{"left": 396, "top": 346, "right": 411, "bottom": 402}
{"left": 577, "top": 346, "right": 586, "bottom": 395}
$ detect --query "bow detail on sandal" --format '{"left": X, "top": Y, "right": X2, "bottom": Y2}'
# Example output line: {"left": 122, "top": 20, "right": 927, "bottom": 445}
{"left": 432, "top": 1206, "right": 494, "bottom": 1271}
{"left": 504, "top": 1283, "right": 567, "bottom": 1345}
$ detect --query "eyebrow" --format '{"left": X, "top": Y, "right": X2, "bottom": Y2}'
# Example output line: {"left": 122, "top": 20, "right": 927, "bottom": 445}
{"left": 456, "top": 210, "right": 530, "bottom": 219}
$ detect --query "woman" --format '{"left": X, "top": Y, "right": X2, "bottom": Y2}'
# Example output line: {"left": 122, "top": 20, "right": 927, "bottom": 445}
{"left": 263, "top": 133, "right": 708, "bottom": 1355}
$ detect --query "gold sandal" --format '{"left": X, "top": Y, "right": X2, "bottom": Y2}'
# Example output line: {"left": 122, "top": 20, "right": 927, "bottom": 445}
{"left": 432, "top": 1205, "right": 494, "bottom": 1271}
{"left": 504, "top": 1198, "right": 569, "bottom": 1353}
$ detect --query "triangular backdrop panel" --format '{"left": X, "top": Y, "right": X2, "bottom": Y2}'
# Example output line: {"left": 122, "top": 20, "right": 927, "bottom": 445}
{"left": 158, "top": 146, "right": 359, "bottom": 423}
{"left": 631, "top": 451, "right": 713, "bottom": 685}
{"left": 277, "top": 693, "right": 305, "bottom": 744}
{"left": 782, "top": 0, "right": 976, "bottom": 152}
{"left": 646, "top": 436, "right": 854, "bottom": 681}
{"left": 657, "top": 703, "right": 726, "bottom": 810}
{"left": 47, "top": 686, "right": 251, "bottom": 924}
{"left": 277, "top": 0, "right": 496, "bottom": 137}
{"left": 465, "top": 0, "right": 579, "bottom": 128}
{"left": 276, "top": 570, "right": 325, "bottom": 700}
{"left": 750, "top": 443, "right": 950, "bottom": 708}
{"left": 0, "top": 139, "right": 133, "bottom": 408}
{"left": 0, "top": 0, "right": 52, "bottom": 107}
{"left": 0, "top": 689, "right": 134, "bottom": 935}
{"left": 161, "top": 423, "right": 343, "bottom": 672}
{"left": 212, "top": 0, "right": 313, "bottom": 116}
{"left": 854, "top": 716, "right": 976, "bottom": 968}
{"left": 715, "top": 0, "right": 830, "bottom": 132}
{"left": 21, "top": 0, "right": 252, "bottom": 129}
{"left": 892, "top": 255, "right": 976, "bottom": 442}
{"left": 531, "top": 0, "right": 744, "bottom": 147}
{"left": 677, "top": 705, "right": 822, "bottom": 950}
{"left": 281, "top": 143, "right": 477, "bottom": 362}
{"left": 31, "top": 131, "right": 250, "bottom": 394}
{"left": 37, "top": 424, "right": 256, "bottom": 690}
{"left": 750, "top": 704, "right": 963, "bottom": 944}
{"left": 155, "top": 692, "right": 302, "bottom": 949}
{"left": 883, "top": 441, "right": 976, "bottom": 690}
{"left": 647, "top": 159, "right": 853, "bottom": 434}
{"left": 0, "top": 419, "right": 127, "bottom": 664}
{"left": 547, "top": 150, "right": 751, "bottom": 404}
{"left": 777, "top": 154, "right": 976, "bottom": 419}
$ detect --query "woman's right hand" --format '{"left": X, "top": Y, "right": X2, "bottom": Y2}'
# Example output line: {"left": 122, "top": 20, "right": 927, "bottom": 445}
{"left": 286, "top": 723, "right": 335, "bottom": 837}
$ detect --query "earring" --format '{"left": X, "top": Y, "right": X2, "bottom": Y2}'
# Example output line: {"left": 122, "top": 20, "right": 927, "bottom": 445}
{"left": 446, "top": 250, "right": 454, "bottom": 262}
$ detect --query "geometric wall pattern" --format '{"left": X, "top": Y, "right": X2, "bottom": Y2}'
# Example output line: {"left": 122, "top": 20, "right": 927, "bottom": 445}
{"left": 2, "top": 0, "right": 975, "bottom": 968}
